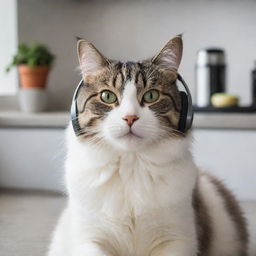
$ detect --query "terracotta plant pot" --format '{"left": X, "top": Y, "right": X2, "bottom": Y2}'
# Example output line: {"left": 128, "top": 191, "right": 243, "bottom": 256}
{"left": 18, "top": 65, "right": 50, "bottom": 89}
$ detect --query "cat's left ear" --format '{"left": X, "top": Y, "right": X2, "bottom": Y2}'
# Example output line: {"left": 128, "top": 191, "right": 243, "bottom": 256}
{"left": 152, "top": 35, "right": 183, "bottom": 72}
{"left": 77, "top": 38, "right": 110, "bottom": 78}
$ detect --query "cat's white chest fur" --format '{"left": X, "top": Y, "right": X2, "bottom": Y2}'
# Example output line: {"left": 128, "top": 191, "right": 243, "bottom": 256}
{"left": 61, "top": 126, "right": 198, "bottom": 256}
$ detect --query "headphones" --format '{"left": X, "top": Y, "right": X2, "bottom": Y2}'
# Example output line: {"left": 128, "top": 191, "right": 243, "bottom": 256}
{"left": 71, "top": 74, "right": 193, "bottom": 136}
{"left": 176, "top": 74, "right": 194, "bottom": 133}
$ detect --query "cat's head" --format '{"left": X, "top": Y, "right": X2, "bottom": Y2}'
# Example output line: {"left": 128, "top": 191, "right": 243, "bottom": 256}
{"left": 75, "top": 35, "right": 186, "bottom": 151}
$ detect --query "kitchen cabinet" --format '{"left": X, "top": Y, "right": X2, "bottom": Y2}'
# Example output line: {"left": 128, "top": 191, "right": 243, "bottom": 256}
{"left": 0, "top": 112, "right": 255, "bottom": 200}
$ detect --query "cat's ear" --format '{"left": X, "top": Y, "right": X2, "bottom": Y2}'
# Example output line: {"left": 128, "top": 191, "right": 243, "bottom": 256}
{"left": 77, "top": 38, "right": 110, "bottom": 77}
{"left": 152, "top": 35, "right": 183, "bottom": 72}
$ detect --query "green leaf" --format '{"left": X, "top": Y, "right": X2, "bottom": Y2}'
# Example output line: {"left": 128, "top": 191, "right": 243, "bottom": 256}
{"left": 5, "top": 42, "right": 55, "bottom": 72}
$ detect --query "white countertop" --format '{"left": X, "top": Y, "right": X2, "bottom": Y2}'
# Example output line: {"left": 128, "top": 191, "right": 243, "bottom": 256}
{"left": 193, "top": 112, "right": 256, "bottom": 129}
{"left": 0, "top": 111, "right": 69, "bottom": 128}
{"left": 0, "top": 111, "right": 256, "bottom": 130}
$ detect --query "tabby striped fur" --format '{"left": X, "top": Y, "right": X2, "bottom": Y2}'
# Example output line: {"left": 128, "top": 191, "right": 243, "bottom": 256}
{"left": 76, "top": 60, "right": 182, "bottom": 139}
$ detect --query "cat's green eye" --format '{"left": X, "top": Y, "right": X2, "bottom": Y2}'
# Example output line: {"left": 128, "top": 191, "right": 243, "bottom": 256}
{"left": 100, "top": 90, "right": 117, "bottom": 104}
{"left": 143, "top": 90, "right": 159, "bottom": 103}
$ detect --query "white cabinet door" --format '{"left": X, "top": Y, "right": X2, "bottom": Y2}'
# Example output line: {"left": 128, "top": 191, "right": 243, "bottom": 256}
{"left": 0, "top": 128, "right": 255, "bottom": 200}
{"left": 0, "top": 128, "right": 66, "bottom": 192}
{"left": 193, "top": 129, "right": 256, "bottom": 201}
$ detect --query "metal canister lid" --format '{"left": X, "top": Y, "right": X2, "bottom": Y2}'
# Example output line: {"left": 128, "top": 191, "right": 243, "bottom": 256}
{"left": 197, "top": 48, "right": 225, "bottom": 66}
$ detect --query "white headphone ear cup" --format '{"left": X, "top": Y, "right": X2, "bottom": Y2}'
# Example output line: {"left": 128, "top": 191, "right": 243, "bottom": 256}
{"left": 178, "top": 91, "right": 189, "bottom": 133}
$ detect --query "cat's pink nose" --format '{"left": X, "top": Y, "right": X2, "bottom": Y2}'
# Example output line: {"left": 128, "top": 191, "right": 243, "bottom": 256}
{"left": 122, "top": 115, "right": 139, "bottom": 127}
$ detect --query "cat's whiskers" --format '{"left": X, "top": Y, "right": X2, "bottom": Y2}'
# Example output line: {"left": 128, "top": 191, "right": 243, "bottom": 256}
{"left": 161, "top": 127, "right": 185, "bottom": 137}
{"left": 87, "top": 137, "right": 104, "bottom": 148}
{"left": 75, "top": 126, "right": 100, "bottom": 137}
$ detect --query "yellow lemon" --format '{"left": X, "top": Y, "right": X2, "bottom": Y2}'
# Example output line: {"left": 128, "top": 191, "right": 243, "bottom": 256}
{"left": 211, "top": 93, "right": 239, "bottom": 107}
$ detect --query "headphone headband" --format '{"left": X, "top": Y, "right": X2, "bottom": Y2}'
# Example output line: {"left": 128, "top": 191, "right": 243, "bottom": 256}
{"left": 71, "top": 75, "right": 193, "bottom": 136}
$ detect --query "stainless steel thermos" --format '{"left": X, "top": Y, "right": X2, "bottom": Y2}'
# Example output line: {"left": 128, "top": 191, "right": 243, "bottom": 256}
{"left": 196, "top": 49, "right": 226, "bottom": 107}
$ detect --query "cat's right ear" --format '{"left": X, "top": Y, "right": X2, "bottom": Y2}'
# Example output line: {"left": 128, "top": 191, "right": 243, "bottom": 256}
{"left": 77, "top": 38, "right": 110, "bottom": 78}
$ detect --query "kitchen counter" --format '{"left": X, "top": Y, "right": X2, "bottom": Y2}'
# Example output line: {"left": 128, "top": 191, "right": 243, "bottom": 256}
{"left": 0, "top": 111, "right": 69, "bottom": 128}
{"left": 193, "top": 112, "right": 256, "bottom": 129}
{"left": 1, "top": 112, "right": 256, "bottom": 201}
{"left": 0, "top": 110, "right": 256, "bottom": 130}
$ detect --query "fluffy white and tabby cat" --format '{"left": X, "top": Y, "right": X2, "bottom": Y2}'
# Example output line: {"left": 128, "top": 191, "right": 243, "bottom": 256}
{"left": 48, "top": 36, "right": 248, "bottom": 256}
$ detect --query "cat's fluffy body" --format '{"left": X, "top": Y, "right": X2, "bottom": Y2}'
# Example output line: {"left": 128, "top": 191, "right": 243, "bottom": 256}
{"left": 48, "top": 36, "right": 248, "bottom": 256}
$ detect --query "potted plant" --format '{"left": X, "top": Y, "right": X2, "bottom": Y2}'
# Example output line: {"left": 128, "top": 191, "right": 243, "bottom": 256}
{"left": 6, "top": 43, "right": 55, "bottom": 112}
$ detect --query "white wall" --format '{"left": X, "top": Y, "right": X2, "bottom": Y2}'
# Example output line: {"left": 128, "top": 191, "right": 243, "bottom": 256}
{"left": 0, "top": 0, "right": 18, "bottom": 95}
{"left": 18, "top": 0, "right": 256, "bottom": 110}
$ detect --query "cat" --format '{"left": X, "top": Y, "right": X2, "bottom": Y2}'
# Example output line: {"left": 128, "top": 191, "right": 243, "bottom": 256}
{"left": 48, "top": 35, "right": 248, "bottom": 256}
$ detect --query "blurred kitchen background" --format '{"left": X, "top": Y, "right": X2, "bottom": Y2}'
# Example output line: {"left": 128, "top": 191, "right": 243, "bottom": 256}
{"left": 2, "top": 0, "right": 256, "bottom": 109}
{"left": 0, "top": 1, "right": 256, "bottom": 255}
